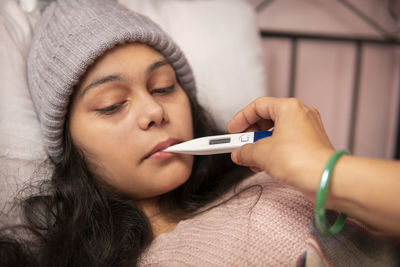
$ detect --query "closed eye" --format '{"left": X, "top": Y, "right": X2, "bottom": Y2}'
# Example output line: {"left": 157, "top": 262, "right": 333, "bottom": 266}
{"left": 96, "top": 101, "right": 127, "bottom": 115}
{"left": 151, "top": 85, "right": 175, "bottom": 95}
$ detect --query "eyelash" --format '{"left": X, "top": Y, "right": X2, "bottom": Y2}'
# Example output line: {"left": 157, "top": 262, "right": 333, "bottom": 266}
{"left": 150, "top": 85, "right": 175, "bottom": 95}
{"left": 95, "top": 85, "right": 175, "bottom": 115}
{"left": 96, "top": 101, "right": 127, "bottom": 115}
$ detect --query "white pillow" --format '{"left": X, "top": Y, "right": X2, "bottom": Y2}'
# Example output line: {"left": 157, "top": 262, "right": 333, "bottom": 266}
{"left": 0, "top": 0, "right": 266, "bottom": 161}
{"left": 0, "top": 0, "right": 46, "bottom": 162}
{"left": 119, "top": 0, "right": 267, "bottom": 128}
{"left": 0, "top": 0, "right": 44, "bottom": 216}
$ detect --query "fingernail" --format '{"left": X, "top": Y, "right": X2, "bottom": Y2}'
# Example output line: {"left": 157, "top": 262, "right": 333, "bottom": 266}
{"left": 250, "top": 167, "right": 262, "bottom": 173}
{"left": 231, "top": 150, "right": 240, "bottom": 165}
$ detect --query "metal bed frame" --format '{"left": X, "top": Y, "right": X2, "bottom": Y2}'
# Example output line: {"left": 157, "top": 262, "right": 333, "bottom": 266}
{"left": 256, "top": 0, "right": 400, "bottom": 158}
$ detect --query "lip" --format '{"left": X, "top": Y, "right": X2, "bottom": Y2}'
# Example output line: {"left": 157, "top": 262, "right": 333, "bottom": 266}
{"left": 143, "top": 138, "right": 181, "bottom": 160}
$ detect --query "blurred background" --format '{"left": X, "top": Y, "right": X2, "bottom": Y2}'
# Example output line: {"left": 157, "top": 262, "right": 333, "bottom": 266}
{"left": 3, "top": 0, "right": 400, "bottom": 161}
{"left": 246, "top": 0, "right": 400, "bottom": 159}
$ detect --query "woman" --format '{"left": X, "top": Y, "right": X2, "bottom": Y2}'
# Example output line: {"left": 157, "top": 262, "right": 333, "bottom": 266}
{"left": 0, "top": 0, "right": 313, "bottom": 266}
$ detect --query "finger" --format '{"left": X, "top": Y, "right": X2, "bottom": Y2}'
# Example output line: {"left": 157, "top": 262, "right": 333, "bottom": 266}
{"left": 242, "top": 120, "right": 274, "bottom": 133}
{"left": 231, "top": 142, "right": 266, "bottom": 170}
{"left": 227, "top": 97, "right": 277, "bottom": 133}
{"left": 250, "top": 166, "right": 263, "bottom": 173}
{"left": 227, "top": 107, "right": 257, "bottom": 133}
{"left": 244, "top": 125, "right": 261, "bottom": 132}
{"left": 256, "top": 119, "right": 274, "bottom": 132}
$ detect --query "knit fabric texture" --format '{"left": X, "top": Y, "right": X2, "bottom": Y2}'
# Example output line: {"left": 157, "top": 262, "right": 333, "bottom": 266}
{"left": 139, "top": 173, "right": 314, "bottom": 266}
{"left": 27, "top": 0, "right": 196, "bottom": 163}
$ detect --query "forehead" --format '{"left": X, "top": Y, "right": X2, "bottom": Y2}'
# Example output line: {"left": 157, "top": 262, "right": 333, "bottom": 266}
{"left": 78, "top": 43, "right": 168, "bottom": 88}
{"left": 89, "top": 43, "right": 164, "bottom": 72}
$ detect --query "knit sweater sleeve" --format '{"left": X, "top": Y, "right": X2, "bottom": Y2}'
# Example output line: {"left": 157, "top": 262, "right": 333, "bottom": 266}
{"left": 139, "top": 172, "right": 313, "bottom": 266}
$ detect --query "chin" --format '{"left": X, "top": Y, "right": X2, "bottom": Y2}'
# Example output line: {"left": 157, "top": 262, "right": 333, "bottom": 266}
{"left": 165, "top": 170, "right": 192, "bottom": 192}
{"left": 158, "top": 156, "right": 193, "bottom": 189}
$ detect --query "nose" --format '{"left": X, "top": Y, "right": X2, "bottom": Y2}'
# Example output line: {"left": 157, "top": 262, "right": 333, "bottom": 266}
{"left": 137, "top": 93, "right": 168, "bottom": 130}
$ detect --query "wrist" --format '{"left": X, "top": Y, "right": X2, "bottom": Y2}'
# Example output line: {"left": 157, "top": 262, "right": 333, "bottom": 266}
{"left": 325, "top": 155, "right": 366, "bottom": 214}
{"left": 325, "top": 155, "right": 363, "bottom": 212}
{"left": 292, "top": 148, "right": 334, "bottom": 200}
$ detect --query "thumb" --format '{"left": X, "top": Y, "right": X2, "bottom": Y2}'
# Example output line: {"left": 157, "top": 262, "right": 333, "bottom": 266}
{"left": 231, "top": 142, "right": 266, "bottom": 171}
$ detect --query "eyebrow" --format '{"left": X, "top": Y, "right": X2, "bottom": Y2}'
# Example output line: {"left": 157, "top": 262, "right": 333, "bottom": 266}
{"left": 78, "top": 59, "right": 170, "bottom": 99}
{"left": 147, "top": 59, "right": 170, "bottom": 74}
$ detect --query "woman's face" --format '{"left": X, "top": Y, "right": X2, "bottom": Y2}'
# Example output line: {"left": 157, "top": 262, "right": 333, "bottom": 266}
{"left": 69, "top": 43, "right": 194, "bottom": 199}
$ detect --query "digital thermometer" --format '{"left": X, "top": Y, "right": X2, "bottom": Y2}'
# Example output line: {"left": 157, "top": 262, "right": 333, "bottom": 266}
{"left": 163, "top": 131, "right": 272, "bottom": 155}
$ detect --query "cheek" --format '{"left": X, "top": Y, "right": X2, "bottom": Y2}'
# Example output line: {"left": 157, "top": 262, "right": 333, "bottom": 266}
{"left": 173, "top": 93, "right": 194, "bottom": 138}
{"left": 68, "top": 103, "right": 88, "bottom": 149}
{"left": 69, "top": 110, "right": 104, "bottom": 157}
{"left": 69, "top": 102, "right": 137, "bottom": 167}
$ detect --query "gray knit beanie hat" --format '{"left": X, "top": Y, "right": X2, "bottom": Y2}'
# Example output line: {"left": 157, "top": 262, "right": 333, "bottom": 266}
{"left": 27, "top": 0, "right": 196, "bottom": 163}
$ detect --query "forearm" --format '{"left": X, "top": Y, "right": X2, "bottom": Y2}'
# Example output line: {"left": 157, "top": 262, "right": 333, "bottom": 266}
{"left": 327, "top": 155, "right": 400, "bottom": 236}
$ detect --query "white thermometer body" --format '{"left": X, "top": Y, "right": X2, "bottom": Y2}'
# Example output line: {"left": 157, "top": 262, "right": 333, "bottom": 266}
{"left": 163, "top": 131, "right": 272, "bottom": 155}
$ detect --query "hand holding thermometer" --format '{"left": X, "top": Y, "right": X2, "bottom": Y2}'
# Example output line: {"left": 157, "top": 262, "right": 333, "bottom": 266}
{"left": 163, "top": 130, "right": 273, "bottom": 155}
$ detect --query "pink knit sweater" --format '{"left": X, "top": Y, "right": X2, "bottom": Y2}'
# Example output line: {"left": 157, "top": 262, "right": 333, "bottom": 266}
{"left": 139, "top": 173, "right": 313, "bottom": 266}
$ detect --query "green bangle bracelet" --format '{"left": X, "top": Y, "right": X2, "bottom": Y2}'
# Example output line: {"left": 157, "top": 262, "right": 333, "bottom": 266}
{"left": 315, "top": 150, "right": 350, "bottom": 235}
